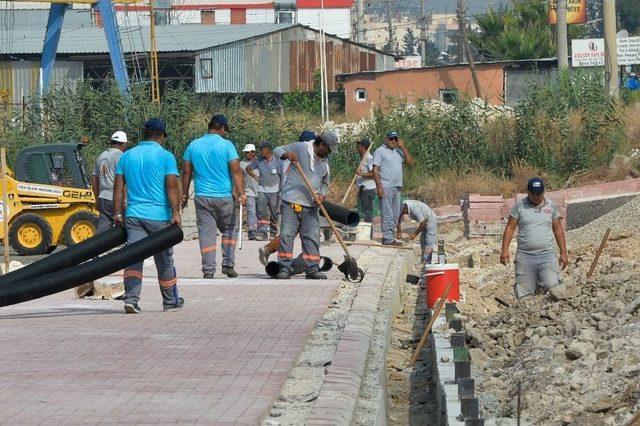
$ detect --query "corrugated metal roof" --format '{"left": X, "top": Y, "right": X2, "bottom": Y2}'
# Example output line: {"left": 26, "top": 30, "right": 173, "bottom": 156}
{"left": 5, "top": 23, "right": 297, "bottom": 55}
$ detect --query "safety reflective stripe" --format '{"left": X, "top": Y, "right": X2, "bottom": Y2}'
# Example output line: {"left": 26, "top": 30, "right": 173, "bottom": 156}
{"left": 201, "top": 246, "right": 217, "bottom": 253}
{"left": 258, "top": 220, "right": 270, "bottom": 224}
{"left": 159, "top": 277, "right": 177, "bottom": 288}
{"left": 303, "top": 254, "right": 321, "bottom": 261}
{"left": 123, "top": 270, "right": 143, "bottom": 279}
{"left": 278, "top": 252, "right": 294, "bottom": 259}
{"left": 221, "top": 238, "right": 237, "bottom": 245}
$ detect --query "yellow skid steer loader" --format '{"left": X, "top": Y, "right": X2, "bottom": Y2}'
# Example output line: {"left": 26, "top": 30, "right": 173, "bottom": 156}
{"left": 1, "top": 143, "right": 98, "bottom": 255}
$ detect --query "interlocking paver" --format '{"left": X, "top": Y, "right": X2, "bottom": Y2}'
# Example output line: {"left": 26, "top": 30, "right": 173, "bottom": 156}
{"left": 0, "top": 239, "right": 363, "bottom": 424}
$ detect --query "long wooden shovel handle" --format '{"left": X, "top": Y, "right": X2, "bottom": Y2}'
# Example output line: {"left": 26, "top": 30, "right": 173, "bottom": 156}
{"left": 340, "top": 142, "right": 373, "bottom": 205}
{"left": 292, "top": 161, "right": 353, "bottom": 259}
{"left": 409, "top": 281, "right": 453, "bottom": 367}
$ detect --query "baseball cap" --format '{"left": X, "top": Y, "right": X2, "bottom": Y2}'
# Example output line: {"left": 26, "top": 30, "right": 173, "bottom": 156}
{"left": 357, "top": 139, "right": 371, "bottom": 149}
{"left": 259, "top": 141, "right": 273, "bottom": 150}
{"left": 242, "top": 143, "right": 256, "bottom": 152}
{"left": 211, "top": 113, "right": 229, "bottom": 130}
{"left": 527, "top": 177, "right": 545, "bottom": 193}
{"left": 386, "top": 131, "right": 398, "bottom": 139}
{"left": 110, "top": 131, "right": 128, "bottom": 144}
{"left": 144, "top": 118, "right": 167, "bottom": 136}
{"left": 299, "top": 130, "right": 316, "bottom": 142}
{"left": 318, "top": 131, "right": 339, "bottom": 152}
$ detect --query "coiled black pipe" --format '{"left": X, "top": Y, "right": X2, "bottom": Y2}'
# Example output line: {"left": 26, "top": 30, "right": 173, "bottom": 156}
{"left": 0, "top": 225, "right": 183, "bottom": 308}
{"left": 321, "top": 201, "right": 360, "bottom": 227}
{"left": 0, "top": 226, "right": 127, "bottom": 286}
{"left": 265, "top": 255, "right": 333, "bottom": 277}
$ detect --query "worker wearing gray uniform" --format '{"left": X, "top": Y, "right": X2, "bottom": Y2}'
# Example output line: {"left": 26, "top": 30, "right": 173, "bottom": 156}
{"left": 501, "top": 178, "right": 568, "bottom": 299}
{"left": 240, "top": 144, "right": 259, "bottom": 240}
{"left": 247, "top": 141, "right": 280, "bottom": 240}
{"left": 398, "top": 200, "right": 438, "bottom": 264}
{"left": 92, "top": 131, "right": 127, "bottom": 233}
{"left": 273, "top": 132, "right": 337, "bottom": 280}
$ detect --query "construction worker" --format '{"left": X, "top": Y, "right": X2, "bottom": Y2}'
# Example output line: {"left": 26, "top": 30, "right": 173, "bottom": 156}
{"left": 181, "top": 114, "right": 246, "bottom": 279}
{"left": 355, "top": 139, "right": 375, "bottom": 223}
{"left": 397, "top": 200, "right": 437, "bottom": 264}
{"left": 92, "top": 131, "right": 127, "bottom": 233}
{"left": 500, "top": 178, "right": 569, "bottom": 299}
{"left": 246, "top": 141, "right": 280, "bottom": 241}
{"left": 272, "top": 132, "right": 337, "bottom": 279}
{"left": 373, "top": 131, "right": 414, "bottom": 246}
{"left": 239, "top": 144, "right": 259, "bottom": 240}
{"left": 112, "top": 119, "right": 183, "bottom": 314}
{"left": 258, "top": 130, "right": 316, "bottom": 266}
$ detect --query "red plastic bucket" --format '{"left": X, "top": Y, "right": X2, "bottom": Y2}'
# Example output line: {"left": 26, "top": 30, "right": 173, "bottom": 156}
{"left": 424, "top": 263, "right": 460, "bottom": 308}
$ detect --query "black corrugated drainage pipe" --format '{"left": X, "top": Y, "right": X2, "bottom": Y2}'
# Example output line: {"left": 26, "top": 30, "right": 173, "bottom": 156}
{"left": 0, "top": 226, "right": 127, "bottom": 286}
{"left": 265, "top": 255, "right": 333, "bottom": 277}
{"left": 0, "top": 225, "right": 183, "bottom": 308}
{"left": 321, "top": 201, "right": 360, "bottom": 227}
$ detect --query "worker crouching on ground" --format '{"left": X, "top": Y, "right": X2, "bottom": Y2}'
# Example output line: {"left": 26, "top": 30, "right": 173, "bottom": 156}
{"left": 113, "top": 119, "right": 183, "bottom": 314}
{"left": 240, "top": 144, "right": 259, "bottom": 240}
{"left": 273, "top": 132, "right": 337, "bottom": 279}
{"left": 373, "top": 131, "right": 414, "bottom": 246}
{"left": 92, "top": 131, "right": 127, "bottom": 233}
{"left": 500, "top": 177, "right": 569, "bottom": 299}
{"left": 181, "top": 114, "right": 246, "bottom": 279}
{"left": 355, "top": 139, "right": 376, "bottom": 223}
{"left": 247, "top": 141, "right": 280, "bottom": 241}
{"left": 397, "top": 199, "right": 438, "bottom": 264}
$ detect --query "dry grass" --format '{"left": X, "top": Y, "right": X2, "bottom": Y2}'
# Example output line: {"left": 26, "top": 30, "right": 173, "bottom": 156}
{"left": 625, "top": 102, "right": 640, "bottom": 149}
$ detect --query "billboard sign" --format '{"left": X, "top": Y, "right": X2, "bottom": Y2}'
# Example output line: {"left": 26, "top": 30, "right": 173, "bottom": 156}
{"left": 549, "top": 0, "right": 587, "bottom": 25}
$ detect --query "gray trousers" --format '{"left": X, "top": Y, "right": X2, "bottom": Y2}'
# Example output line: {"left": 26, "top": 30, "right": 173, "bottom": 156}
{"left": 195, "top": 196, "right": 237, "bottom": 274}
{"left": 420, "top": 218, "right": 438, "bottom": 263}
{"left": 96, "top": 198, "right": 114, "bottom": 233}
{"left": 357, "top": 187, "right": 376, "bottom": 223}
{"left": 514, "top": 251, "right": 560, "bottom": 299}
{"left": 257, "top": 192, "right": 280, "bottom": 237}
{"left": 278, "top": 202, "right": 320, "bottom": 274}
{"left": 246, "top": 195, "right": 258, "bottom": 237}
{"left": 380, "top": 186, "right": 401, "bottom": 244}
{"left": 123, "top": 217, "right": 179, "bottom": 307}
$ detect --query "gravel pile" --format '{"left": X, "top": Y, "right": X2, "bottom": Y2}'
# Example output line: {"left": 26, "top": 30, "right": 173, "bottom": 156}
{"left": 568, "top": 195, "right": 640, "bottom": 248}
{"left": 460, "top": 235, "right": 640, "bottom": 425}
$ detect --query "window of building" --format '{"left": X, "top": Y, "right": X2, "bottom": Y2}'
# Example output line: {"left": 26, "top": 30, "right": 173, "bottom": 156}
{"left": 201, "top": 10, "right": 215, "bottom": 25}
{"left": 200, "top": 58, "right": 213, "bottom": 79}
{"left": 439, "top": 89, "right": 458, "bottom": 104}
{"left": 276, "top": 11, "right": 294, "bottom": 23}
{"left": 355, "top": 88, "right": 367, "bottom": 102}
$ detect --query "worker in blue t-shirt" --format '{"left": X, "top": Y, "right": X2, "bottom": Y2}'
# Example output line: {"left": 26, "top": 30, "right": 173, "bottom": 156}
{"left": 113, "top": 118, "right": 183, "bottom": 314}
{"left": 181, "top": 114, "right": 246, "bottom": 279}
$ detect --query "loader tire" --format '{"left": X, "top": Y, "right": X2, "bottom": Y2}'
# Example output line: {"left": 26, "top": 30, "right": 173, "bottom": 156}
{"left": 9, "top": 213, "right": 54, "bottom": 256}
{"left": 63, "top": 211, "right": 98, "bottom": 246}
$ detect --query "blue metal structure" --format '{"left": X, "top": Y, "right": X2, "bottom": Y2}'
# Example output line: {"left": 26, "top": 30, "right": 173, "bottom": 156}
{"left": 40, "top": 0, "right": 130, "bottom": 95}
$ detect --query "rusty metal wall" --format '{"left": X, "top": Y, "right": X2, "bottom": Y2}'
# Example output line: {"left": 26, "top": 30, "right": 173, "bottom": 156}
{"left": 0, "top": 60, "right": 83, "bottom": 105}
{"left": 195, "top": 42, "right": 246, "bottom": 93}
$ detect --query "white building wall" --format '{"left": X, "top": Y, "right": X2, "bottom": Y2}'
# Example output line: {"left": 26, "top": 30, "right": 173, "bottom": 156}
{"left": 247, "top": 9, "right": 275, "bottom": 24}
{"left": 296, "top": 8, "right": 350, "bottom": 38}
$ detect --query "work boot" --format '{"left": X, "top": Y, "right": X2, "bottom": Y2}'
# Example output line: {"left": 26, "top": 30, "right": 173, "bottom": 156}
{"left": 305, "top": 271, "right": 327, "bottom": 280}
{"left": 222, "top": 266, "right": 238, "bottom": 278}
{"left": 124, "top": 302, "right": 142, "bottom": 314}
{"left": 248, "top": 233, "right": 257, "bottom": 241}
{"left": 203, "top": 273, "right": 215, "bottom": 279}
{"left": 258, "top": 247, "right": 270, "bottom": 266}
{"left": 275, "top": 270, "right": 291, "bottom": 280}
{"left": 163, "top": 297, "right": 185, "bottom": 312}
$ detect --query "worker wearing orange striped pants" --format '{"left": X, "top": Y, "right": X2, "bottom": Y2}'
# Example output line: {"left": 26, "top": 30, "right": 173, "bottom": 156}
{"left": 277, "top": 202, "right": 323, "bottom": 279}
{"left": 194, "top": 196, "right": 238, "bottom": 278}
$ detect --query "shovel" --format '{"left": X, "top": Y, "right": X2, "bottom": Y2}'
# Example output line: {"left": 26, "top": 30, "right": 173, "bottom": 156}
{"left": 293, "top": 162, "right": 364, "bottom": 283}
{"left": 238, "top": 202, "right": 243, "bottom": 250}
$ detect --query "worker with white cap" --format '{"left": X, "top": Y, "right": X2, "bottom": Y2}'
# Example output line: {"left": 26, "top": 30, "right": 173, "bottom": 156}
{"left": 240, "top": 143, "right": 259, "bottom": 240}
{"left": 92, "top": 130, "right": 128, "bottom": 233}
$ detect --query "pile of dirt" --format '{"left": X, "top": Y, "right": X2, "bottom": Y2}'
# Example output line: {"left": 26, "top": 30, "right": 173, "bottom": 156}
{"left": 460, "top": 233, "right": 640, "bottom": 425}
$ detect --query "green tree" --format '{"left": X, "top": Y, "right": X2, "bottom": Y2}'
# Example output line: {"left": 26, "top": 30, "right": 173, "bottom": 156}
{"left": 618, "top": 0, "right": 640, "bottom": 35}
{"left": 470, "top": 0, "right": 587, "bottom": 61}
{"left": 423, "top": 40, "right": 441, "bottom": 66}
{"left": 403, "top": 28, "right": 417, "bottom": 55}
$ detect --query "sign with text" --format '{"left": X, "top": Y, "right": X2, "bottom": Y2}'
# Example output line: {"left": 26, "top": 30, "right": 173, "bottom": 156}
{"left": 549, "top": 0, "right": 587, "bottom": 25}
{"left": 572, "top": 38, "right": 640, "bottom": 67}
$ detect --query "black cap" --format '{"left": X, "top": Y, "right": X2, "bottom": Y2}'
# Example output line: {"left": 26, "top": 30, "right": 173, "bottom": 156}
{"left": 211, "top": 113, "right": 229, "bottom": 130}
{"left": 299, "top": 130, "right": 316, "bottom": 142}
{"left": 527, "top": 177, "right": 545, "bottom": 193}
{"left": 357, "top": 139, "right": 371, "bottom": 149}
{"left": 144, "top": 118, "right": 167, "bottom": 136}
{"left": 259, "top": 140, "right": 273, "bottom": 150}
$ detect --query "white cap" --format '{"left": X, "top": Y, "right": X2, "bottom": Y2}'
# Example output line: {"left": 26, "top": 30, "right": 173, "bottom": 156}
{"left": 243, "top": 143, "right": 256, "bottom": 152}
{"left": 111, "top": 131, "right": 128, "bottom": 144}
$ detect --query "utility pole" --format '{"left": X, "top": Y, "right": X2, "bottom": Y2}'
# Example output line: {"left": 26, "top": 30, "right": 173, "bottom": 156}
{"left": 456, "top": 0, "right": 482, "bottom": 98}
{"left": 387, "top": 0, "right": 393, "bottom": 53}
{"left": 356, "top": 0, "right": 364, "bottom": 44}
{"left": 603, "top": 0, "right": 618, "bottom": 96}
{"left": 149, "top": 1, "right": 160, "bottom": 104}
{"left": 419, "top": 0, "right": 426, "bottom": 65}
{"left": 556, "top": 0, "right": 569, "bottom": 70}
